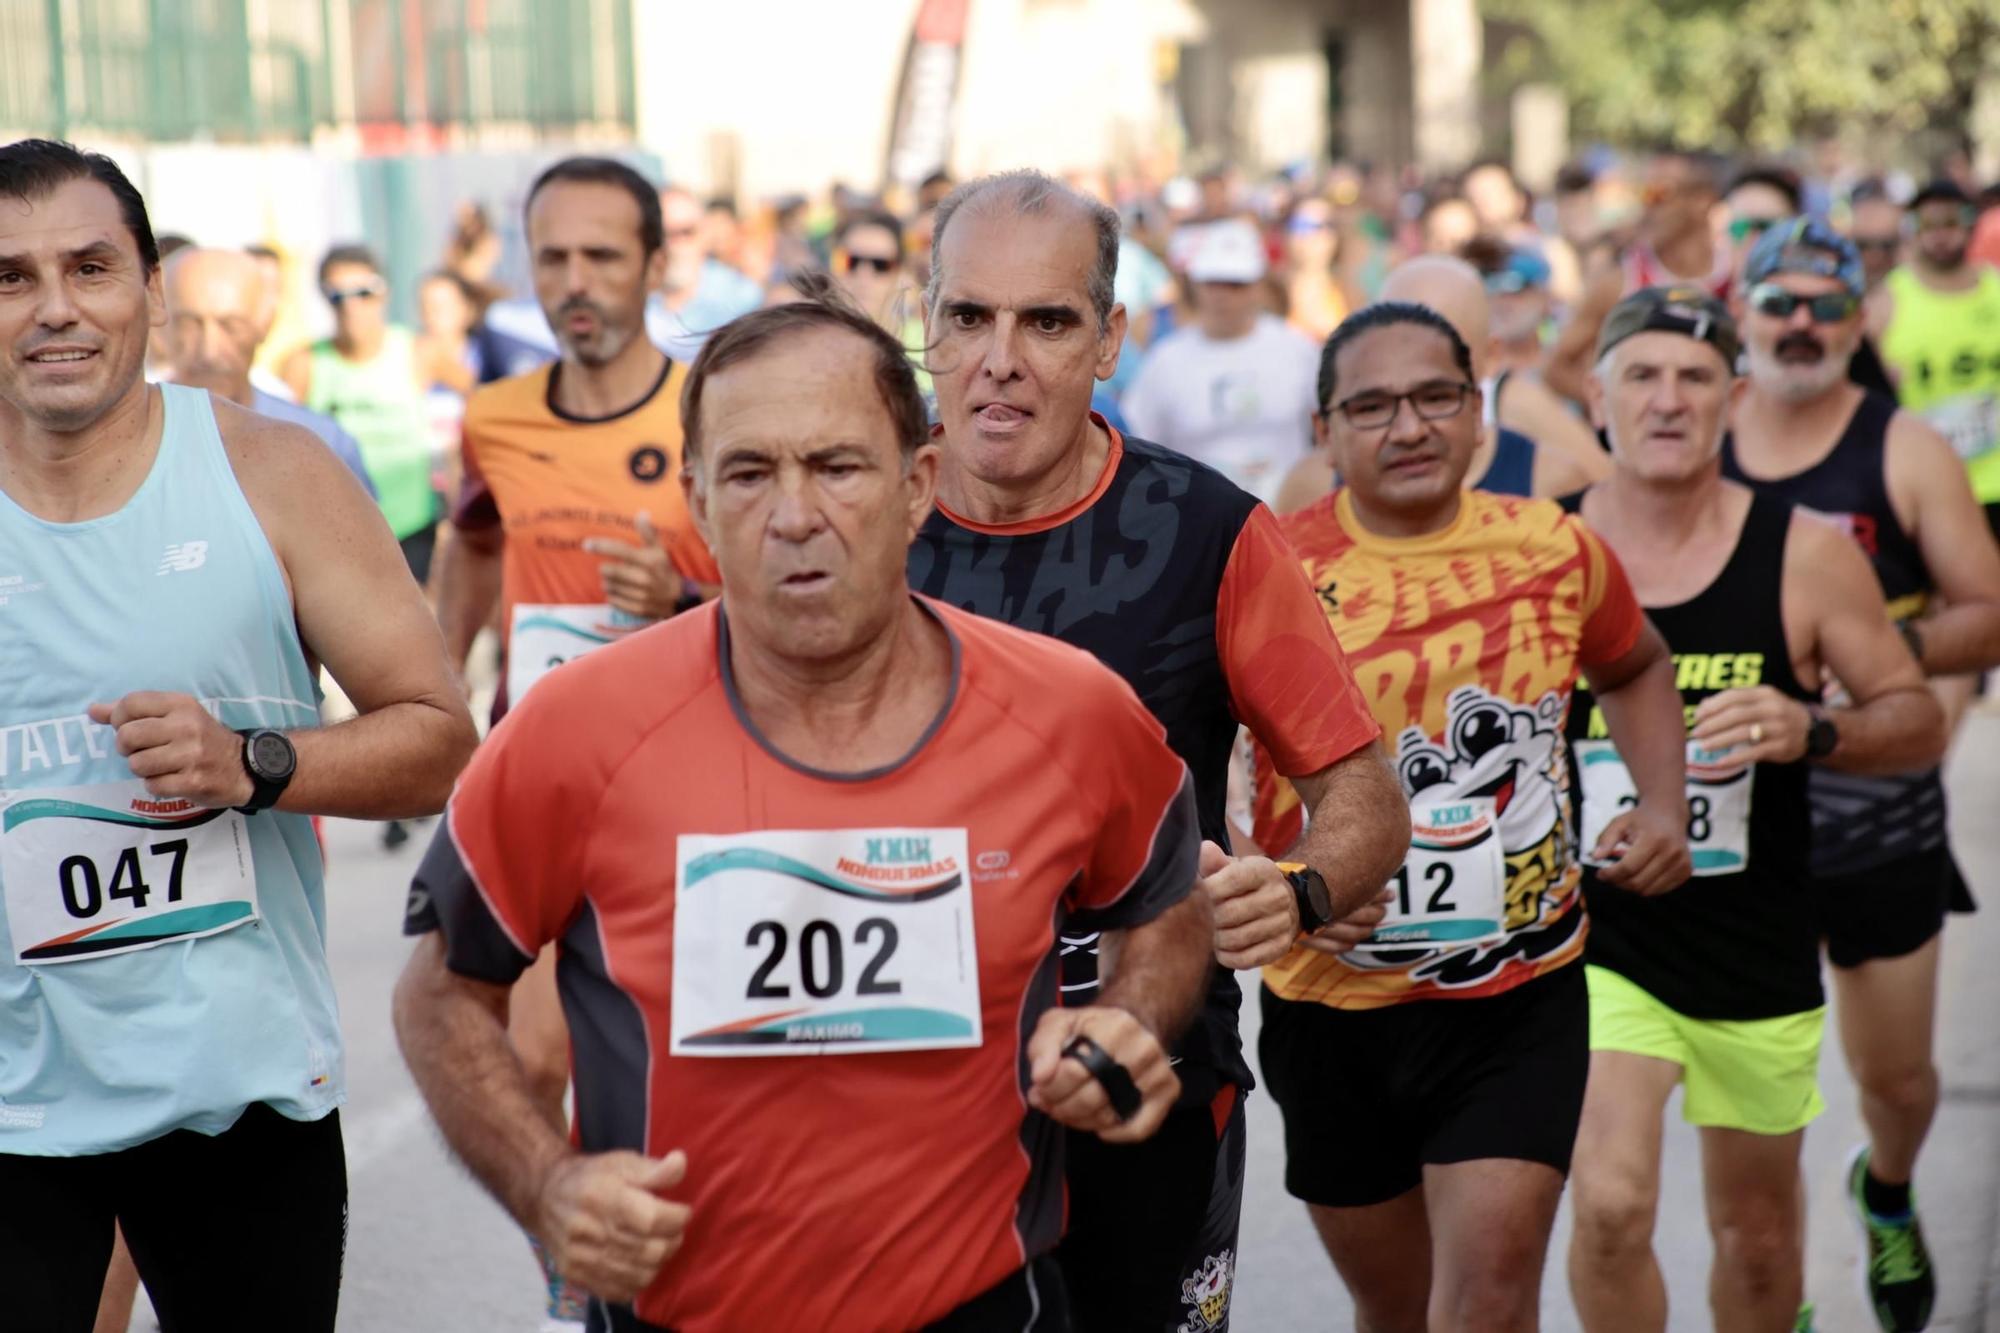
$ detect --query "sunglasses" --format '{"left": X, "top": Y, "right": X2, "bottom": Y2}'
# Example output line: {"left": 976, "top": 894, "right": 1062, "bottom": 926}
{"left": 324, "top": 282, "right": 384, "bottom": 306}
{"left": 1727, "top": 216, "right": 1779, "bottom": 244}
{"left": 843, "top": 254, "right": 897, "bottom": 275}
{"left": 1852, "top": 236, "right": 1899, "bottom": 254}
{"left": 1484, "top": 271, "right": 1541, "bottom": 295}
{"left": 1747, "top": 283, "right": 1859, "bottom": 323}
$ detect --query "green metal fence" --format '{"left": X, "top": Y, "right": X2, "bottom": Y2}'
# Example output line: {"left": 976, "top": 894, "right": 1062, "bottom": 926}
{"left": 0, "top": 0, "right": 631, "bottom": 142}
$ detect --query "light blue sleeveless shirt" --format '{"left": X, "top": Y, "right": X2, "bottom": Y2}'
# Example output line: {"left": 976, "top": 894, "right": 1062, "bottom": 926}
{"left": 0, "top": 384, "right": 341, "bottom": 1154}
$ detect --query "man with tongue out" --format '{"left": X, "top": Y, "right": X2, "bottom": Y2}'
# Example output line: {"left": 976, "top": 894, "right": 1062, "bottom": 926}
{"left": 1721, "top": 219, "right": 2000, "bottom": 1332}
{"left": 907, "top": 169, "right": 1409, "bottom": 1332}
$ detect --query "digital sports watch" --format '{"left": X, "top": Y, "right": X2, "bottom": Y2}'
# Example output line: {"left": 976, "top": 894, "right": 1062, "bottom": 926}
{"left": 234, "top": 728, "right": 296, "bottom": 813}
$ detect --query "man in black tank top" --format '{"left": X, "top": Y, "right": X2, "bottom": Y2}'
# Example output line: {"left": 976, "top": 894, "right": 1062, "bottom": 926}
{"left": 1726, "top": 222, "right": 2000, "bottom": 1331}
{"left": 1561, "top": 289, "right": 1946, "bottom": 1333}
{"left": 908, "top": 171, "right": 1411, "bottom": 1332}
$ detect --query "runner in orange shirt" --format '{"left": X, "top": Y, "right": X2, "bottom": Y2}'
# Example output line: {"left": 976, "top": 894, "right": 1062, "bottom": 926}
{"left": 1249, "top": 302, "right": 1692, "bottom": 1333}
{"left": 427, "top": 156, "right": 720, "bottom": 1328}
{"left": 395, "top": 287, "right": 1216, "bottom": 1332}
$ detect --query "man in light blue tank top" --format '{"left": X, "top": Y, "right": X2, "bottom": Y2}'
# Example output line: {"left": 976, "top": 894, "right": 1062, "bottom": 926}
{"left": 0, "top": 138, "right": 478, "bottom": 1333}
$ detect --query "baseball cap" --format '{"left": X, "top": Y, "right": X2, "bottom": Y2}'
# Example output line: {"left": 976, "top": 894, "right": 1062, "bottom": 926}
{"left": 1908, "top": 178, "right": 1972, "bottom": 211}
{"left": 1596, "top": 285, "right": 1741, "bottom": 370}
{"left": 1484, "top": 247, "right": 1552, "bottom": 295}
{"left": 1186, "top": 220, "right": 1268, "bottom": 284}
{"left": 1742, "top": 217, "right": 1864, "bottom": 299}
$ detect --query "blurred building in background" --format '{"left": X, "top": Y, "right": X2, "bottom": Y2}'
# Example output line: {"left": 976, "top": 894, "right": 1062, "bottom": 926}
{"left": 0, "top": 0, "right": 1521, "bottom": 318}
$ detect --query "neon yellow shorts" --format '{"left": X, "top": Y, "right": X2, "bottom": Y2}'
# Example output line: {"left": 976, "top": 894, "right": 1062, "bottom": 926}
{"left": 1584, "top": 964, "right": 1825, "bottom": 1135}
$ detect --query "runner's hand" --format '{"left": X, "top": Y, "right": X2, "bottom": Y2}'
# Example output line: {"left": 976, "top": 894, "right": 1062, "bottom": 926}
{"left": 1298, "top": 887, "right": 1394, "bottom": 956}
{"left": 1689, "top": 687, "right": 1812, "bottom": 769}
{"left": 534, "top": 1149, "right": 692, "bottom": 1304}
{"left": 1590, "top": 802, "right": 1691, "bottom": 897}
{"left": 1199, "top": 840, "right": 1300, "bottom": 969}
{"left": 1026, "top": 1004, "right": 1178, "bottom": 1144}
{"left": 583, "top": 511, "right": 684, "bottom": 621}
{"left": 88, "top": 692, "right": 254, "bottom": 809}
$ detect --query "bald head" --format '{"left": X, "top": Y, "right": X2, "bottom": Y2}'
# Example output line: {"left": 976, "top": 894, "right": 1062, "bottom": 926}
{"left": 1379, "top": 255, "right": 1491, "bottom": 379}
{"left": 163, "top": 248, "right": 270, "bottom": 399}
{"left": 928, "top": 169, "right": 1121, "bottom": 328}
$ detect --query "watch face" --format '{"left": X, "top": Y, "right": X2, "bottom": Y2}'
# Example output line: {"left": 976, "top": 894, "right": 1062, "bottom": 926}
{"left": 250, "top": 732, "right": 293, "bottom": 779}
{"left": 1304, "top": 871, "right": 1333, "bottom": 922}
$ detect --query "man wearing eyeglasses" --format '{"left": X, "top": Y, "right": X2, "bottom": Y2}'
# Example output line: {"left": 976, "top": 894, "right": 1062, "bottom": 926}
{"left": 1848, "top": 187, "right": 1906, "bottom": 294}
{"left": 1720, "top": 166, "right": 1802, "bottom": 283}
{"left": 1723, "top": 219, "right": 2000, "bottom": 1333}
{"left": 652, "top": 185, "right": 762, "bottom": 346}
{"left": 1248, "top": 299, "right": 1690, "bottom": 1333}
{"left": 1873, "top": 180, "right": 2000, "bottom": 538}
{"left": 282, "top": 244, "right": 440, "bottom": 583}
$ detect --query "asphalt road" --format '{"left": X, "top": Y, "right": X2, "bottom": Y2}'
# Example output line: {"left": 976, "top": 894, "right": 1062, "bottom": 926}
{"left": 126, "top": 717, "right": 2000, "bottom": 1332}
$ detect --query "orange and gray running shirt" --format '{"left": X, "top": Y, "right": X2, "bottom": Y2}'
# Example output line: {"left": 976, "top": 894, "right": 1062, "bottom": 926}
{"left": 406, "top": 598, "right": 1198, "bottom": 1332}
{"left": 1251, "top": 489, "right": 1644, "bottom": 1009}
{"left": 452, "top": 358, "right": 719, "bottom": 717}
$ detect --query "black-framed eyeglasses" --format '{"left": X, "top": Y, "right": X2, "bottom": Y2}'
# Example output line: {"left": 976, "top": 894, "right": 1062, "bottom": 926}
{"left": 1852, "top": 236, "right": 1899, "bottom": 254}
{"left": 1747, "top": 283, "right": 1859, "bottom": 323}
{"left": 843, "top": 253, "right": 897, "bottom": 275}
{"left": 1328, "top": 380, "right": 1474, "bottom": 431}
{"left": 1910, "top": 207, "right": 1976, "bottom": 235}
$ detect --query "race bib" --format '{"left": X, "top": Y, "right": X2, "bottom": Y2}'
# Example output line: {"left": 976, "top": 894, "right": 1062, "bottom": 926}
{"left": 1353, "top": 798, "right": 1507, "bottom": 953}
{"left": 1922, "top": 393, "right": 2000, "bottom": 464}
{"left": 507, "top": 603, "right": 647, "bottom": 703}
{"left": 670, "top": 828, "right": 981, "bottom": 1057}
{"left": 2, "top": 781, "right": 258, "bottom": 965}
{"left": 1576, "top": 739, "right": 1752, "bottom": 877}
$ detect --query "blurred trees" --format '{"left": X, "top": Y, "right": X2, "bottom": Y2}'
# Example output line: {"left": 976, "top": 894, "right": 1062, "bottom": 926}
{"left": 1486, "top": 0, "right": 1999, "bottom": 153}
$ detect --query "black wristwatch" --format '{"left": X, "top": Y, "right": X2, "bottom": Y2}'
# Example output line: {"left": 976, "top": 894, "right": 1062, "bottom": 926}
{"left": 1279, "top": 862, "right": 1335, "bottom": 933}
{"left": 1803, "top": 706, "right": 1839, "bottom": 761}
{"left": 235, "top": 728, "right": 297, "bottom": 813}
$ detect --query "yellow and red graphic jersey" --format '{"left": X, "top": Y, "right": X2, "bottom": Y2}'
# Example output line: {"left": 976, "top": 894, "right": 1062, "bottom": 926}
{"left": 453, "top": 361, "right": 720, "bottom": 691}
{"left": 409, "top": 598, "right": 1198, "bottom": 1332}
{"left": 1252, "top": 488, "right": 1643, "bottom": 1009}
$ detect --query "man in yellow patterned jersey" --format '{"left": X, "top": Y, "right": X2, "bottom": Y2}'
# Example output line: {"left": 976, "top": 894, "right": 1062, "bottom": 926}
{"left": 1250, "top": 302, "right": 1691, "bottom": 1333}
{"left": 427, "top": 155, "right": 718, "bottom": 1330}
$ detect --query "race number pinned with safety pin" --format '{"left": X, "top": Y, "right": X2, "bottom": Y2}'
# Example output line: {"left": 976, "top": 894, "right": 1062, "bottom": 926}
{"left": 2, "top": 780, "right": 258, "bottom": 965}
{"left": 670, "top": 828, "right": 982, "bottom": 1056}
{"left": 1352, "top": 797, "right": 1508, "bottom": 954}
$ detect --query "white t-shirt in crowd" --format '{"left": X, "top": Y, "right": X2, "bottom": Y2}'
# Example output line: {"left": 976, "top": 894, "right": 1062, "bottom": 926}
{"left": 1120, "top": 314, "right": 1319, "bottom": 504}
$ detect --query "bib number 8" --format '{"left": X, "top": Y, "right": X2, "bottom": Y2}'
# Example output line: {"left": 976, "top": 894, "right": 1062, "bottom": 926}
{"left": 745, "top": 917, "right": 903, "bottom": 1000}
{"left": 58, "top": 840, "right": 189, "bottom": 919}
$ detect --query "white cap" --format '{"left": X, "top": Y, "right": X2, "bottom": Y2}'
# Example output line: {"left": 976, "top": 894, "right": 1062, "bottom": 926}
{"left": 1186, "top": 219, "right": 1267, "bottom": 284}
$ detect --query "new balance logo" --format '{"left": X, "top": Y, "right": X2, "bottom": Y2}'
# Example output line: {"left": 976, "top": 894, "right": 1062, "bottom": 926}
{"left": 156, "top": 541, "right": 209, "bottom": 575}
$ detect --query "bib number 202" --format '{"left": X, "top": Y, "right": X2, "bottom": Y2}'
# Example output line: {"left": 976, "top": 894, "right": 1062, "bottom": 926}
{"left": 745, "top": 917, "right": 901, "bottom": 999}
{"left": 59, "top": 839, "right": 189, "bottom": 919}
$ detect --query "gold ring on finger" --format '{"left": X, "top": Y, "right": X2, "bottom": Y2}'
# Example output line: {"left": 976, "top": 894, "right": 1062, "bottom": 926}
{"left": 1750, "top": 723, "right": 1764, "bottom": 744}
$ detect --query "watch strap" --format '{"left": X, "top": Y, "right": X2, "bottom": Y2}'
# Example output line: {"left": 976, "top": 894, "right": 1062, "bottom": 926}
{"left": 234, "top": 728, "right": 290, "bottom": 814}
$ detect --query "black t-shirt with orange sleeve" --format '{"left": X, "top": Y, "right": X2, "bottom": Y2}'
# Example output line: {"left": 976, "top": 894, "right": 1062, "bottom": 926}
{"left": 407, "top": 598, "right": 1198, "bottom": 1332}
{"left": 908, "top": 422, "right": 1381, "bottom": 1098}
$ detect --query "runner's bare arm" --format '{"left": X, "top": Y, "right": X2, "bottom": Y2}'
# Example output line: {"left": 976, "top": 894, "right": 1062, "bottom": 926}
{"left": 1693, "top": 517, "right": 1944, "bottom": 774}
{"left": 1543, "top": 251, "right": 1624, "bottom": 406}
{"left": 1888, "top": 413, "right": 2000, "bottom": 675}
{"left": 1288, "top": 742, "right": 1410, "bottom": 917}
{"left": 1502, "top": 376, "right": 1614, "bottom": 483}
{"left": 1027, "top": 892, "right": 1212, "bottom": 1143}
{"left": 224, "top": 404, "right": 478, "bottom": 815}
{"left": 1582, "top": 618, "right": 1693, "bottom": 895}
{"left": 279, "top": 345, "right": 312, "bottom": 404}
{"left": 433, "top": 520, "right": 503, "bottom": 674}
{"left": 393, "top": 935, "right": 690, "bottom": 1301}
{"left": 1533, "top": 436, "right": 1612, "bottom": 499}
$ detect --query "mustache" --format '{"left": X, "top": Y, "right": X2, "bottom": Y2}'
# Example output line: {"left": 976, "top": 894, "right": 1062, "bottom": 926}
{"left": 1776, "top": 331, "right": 1825, "bottom": 359}
{"left": 555, "top": 297, "right": 609, "bottom": 323}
